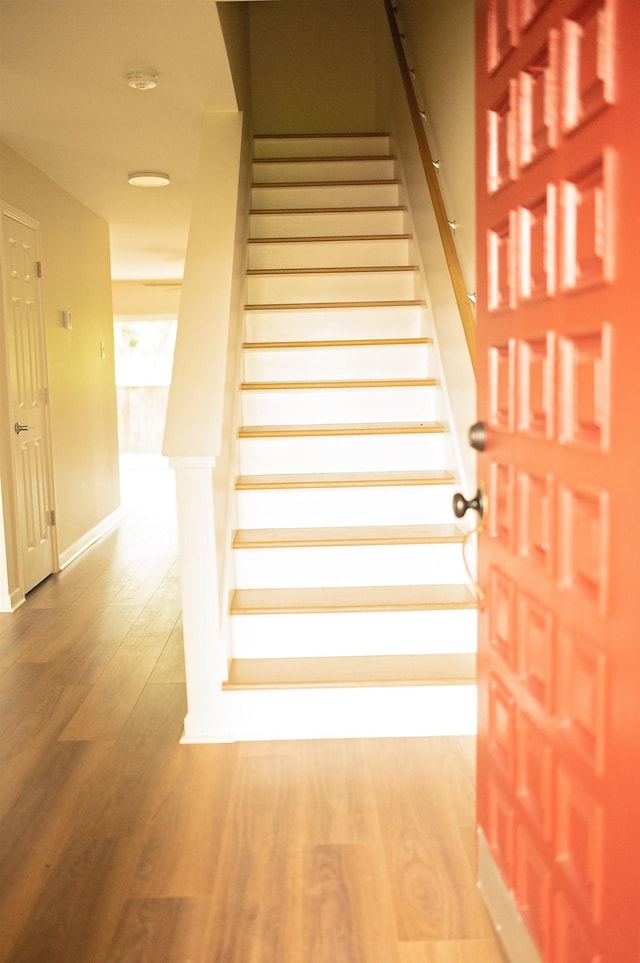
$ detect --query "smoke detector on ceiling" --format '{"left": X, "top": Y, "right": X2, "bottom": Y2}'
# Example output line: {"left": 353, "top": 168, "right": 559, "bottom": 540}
{"left": 126, "top": 69, "right": 158, "bottom": 91}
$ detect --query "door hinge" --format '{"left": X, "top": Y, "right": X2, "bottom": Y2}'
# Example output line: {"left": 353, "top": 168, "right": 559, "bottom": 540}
{"left": 48, "top": 509, "right": 56, "bottom": 527}
{"left": 36, "top": 261, "right": 42, "bottom": 279}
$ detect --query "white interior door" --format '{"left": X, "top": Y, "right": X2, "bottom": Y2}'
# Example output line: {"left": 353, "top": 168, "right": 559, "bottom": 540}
{"left": 2, "top": 207, "right": 55, "bottom": 594}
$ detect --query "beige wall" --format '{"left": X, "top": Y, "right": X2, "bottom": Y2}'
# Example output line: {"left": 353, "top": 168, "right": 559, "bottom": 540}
{"left": 400, "top": 0, "right": 476, "bottom": 292}
{"left": 249, "top": 0, "right": 377, "bottom": 134}
{"left": 112, "top": 280, "right": 181, "bottom": 321}
{"left": 0, "top": 142, "right": 120, "bottom": 584}
{"left": 217, "top": 0, "right": 252, "bottom": 113}
{"left": 371, "top": 0, "right": 477, "bottom": 489}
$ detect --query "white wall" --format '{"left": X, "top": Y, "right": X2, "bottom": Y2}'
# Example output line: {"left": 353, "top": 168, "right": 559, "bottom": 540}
{"left": 0, "top": 142, "right": 120, "bottom": 600}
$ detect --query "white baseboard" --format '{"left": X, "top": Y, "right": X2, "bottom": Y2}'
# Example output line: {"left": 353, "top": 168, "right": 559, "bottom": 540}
{"left": 0, "top": 587, "right": 26, "bottom": 613}
{"left": 58, "top": 507, "right": 123, "bottom": 570}
{"left": 477, "top": 828, "right": 542, "bottom": 963}
{"left": 181, "top": 711, "right": 235, "bottom": 744}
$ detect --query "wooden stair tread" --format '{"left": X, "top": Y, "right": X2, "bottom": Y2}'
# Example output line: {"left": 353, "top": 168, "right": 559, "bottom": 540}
{"left": 242, "top": 337, "right": 432, "bottom": 349}
{"left": 233, "top": 523, "right": 466, "bottom": 549}
{"left": 249, "top": 206, "right": 407, "bottom": 216}
{"left": 247, "top": 265, "right": 416, "bottom": 276}
{"left": 236, "top": 470, "right": 457, "bottom": 490}
{"left": 248, "top": 234, "right": 411, "bottom": 244}
{"left": 222, "top": 653, "right": 476, "bottom": 690}
{"left": 245, "top": 299, "right": 424, "bottom": 311}
{"left": 251, "top": 179, "right": 400, "bottom": 188}
{"left": 253, "top": 155, "right": 396, "bottom": 165}
{"left": 239, "top": 421, "right": 447, "bottom": 438}
{"left": 240, "top": 378, "right": 438, "bottom": 391}
{"left": 253, "top": 132, "right": 390, "bottom": 139}
{"left": 231, "top": 583, "right": 478, "bottom": 614}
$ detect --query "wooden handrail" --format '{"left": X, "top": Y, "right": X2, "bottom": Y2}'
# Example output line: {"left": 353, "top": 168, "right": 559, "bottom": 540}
{"left": 383, "top": 0, "right": 476, "bottom": 374}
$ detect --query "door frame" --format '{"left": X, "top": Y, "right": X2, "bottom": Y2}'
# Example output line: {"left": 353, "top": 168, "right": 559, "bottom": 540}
{"left": 0, "top": 201, "right": 58, "bottom": 609}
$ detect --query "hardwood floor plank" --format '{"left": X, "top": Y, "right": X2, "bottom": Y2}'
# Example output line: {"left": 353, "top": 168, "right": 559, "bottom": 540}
{"left": 67, "top": 683, "right": 186, "bottom": 840}
{"left": 124, "top": 573, "right": 182, "bottom": 638}
{"left": 147, "top": 618, "right": 185, "bottom": 684}
{"left": 130, "top": 743, "right": 238, "bottom": 898}
{"left": 203, "top": 753, "right": 304, "bottom": 963}
{"left": 397, "top": 939, "right": 507, "bottom": 962}
{"left": 388, "top": 833, "right": 493, "bottom": 942}
{"left": 298, "top": 739, "right": 379, "bottom": 844}
{"left": 0, "top": 663, "right": 89, "bottom": 760}
{"left": 15, "top": 599, "right": 113, "bottom": 665}
{"left": 0, "top": 741, "right": 109, "bottom": 958}
{"left": 0, "top": 662, "right": 54, "bottom": 739}
{"left": 7, "top": 837, "right": 126, "bottom": 963}
{"left": 58, "top": 634, "right": 170, "bottom": 741}
{"left": 0, "top": 609, "right": 56, "bottom": 673}
{"left": 303, "top": 843, "right": 400, "bottom": 963}
{"left": 49, "top": 603, "right": 144, "bottom": 685}
{"left": 25, "top": 557, "right": 116, "bottom": 609}
{"left": 105, "top": 897, "right": 212, "bottom": 963}
{"left": 0, "top": 681, "right": 91, "bottom": 825}
{"left": 365, "top": 740, "right": 495, "bottom": 942}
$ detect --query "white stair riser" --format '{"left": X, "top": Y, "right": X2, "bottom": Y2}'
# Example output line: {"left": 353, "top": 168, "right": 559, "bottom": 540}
{"left": 241, "top": 386, "right": 439, "bottom": 426}
{"left": 243, "top": 343, "right": 432, "bottom": 382}
{"left": 246, "top": 269, "right": 416, "bottom": 305}
{"left": 244, "top": 305, "right": 423, "bottom": 342}
{"left": 190, "top": 685, "right": 477, "bottom": 742}
{"left": 253, "top": 135, "right": 392, "bottom": 159}
{"left": 230, "top": 608, "right": 477, "bottom": 659}
{"left": 236, "top": 484, "right": 460, "bottom": 528}
{"left": 253, "top": 158, "right": 397, "bottom": 183}
{"left": 250, "top": 182, "right": 400, "bottom": 211}
{"left": 238, "top": 433, "right": 448, "bottom": 475}
{"left": 233, "top": 542, "right": 468, "bottom": 589}
{"left": 248, "top": 238, "right": 412, "bottom": 270}
{"left": 249, "top": 209, "right": 408, "bottom": 239}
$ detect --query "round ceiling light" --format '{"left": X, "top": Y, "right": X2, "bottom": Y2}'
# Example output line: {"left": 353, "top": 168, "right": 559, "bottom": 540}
{"left": 128, "top": 171, "right": 170, "bottom": 187}
{"left": 126, "top": 69, "right": 158, "bottom": 91}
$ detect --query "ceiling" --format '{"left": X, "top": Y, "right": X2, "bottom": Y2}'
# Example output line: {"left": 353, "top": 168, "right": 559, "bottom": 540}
{"left": 0, "top": 0, "right": 241, "bottom": 282}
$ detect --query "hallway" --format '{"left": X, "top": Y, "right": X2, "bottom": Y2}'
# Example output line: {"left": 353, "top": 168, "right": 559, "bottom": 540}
{"left": 0, "top": 463, "right": 503, "bottom": 962}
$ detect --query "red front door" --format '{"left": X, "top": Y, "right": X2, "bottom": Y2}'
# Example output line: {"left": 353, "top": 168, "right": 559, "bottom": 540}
{"left": 476, "top": 1, "right": 640, "bottom": 959}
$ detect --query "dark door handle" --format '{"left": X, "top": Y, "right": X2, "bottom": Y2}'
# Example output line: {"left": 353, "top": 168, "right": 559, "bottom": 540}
{"left": 452, "top": 487, "right": 485, "bottom": 519}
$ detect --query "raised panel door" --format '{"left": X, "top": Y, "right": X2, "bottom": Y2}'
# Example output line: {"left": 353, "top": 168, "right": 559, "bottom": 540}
{"left": 476, "top": 0, "right": 640, "bottom": 958}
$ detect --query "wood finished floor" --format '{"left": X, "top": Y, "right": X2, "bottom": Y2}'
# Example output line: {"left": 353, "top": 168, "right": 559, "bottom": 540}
{"left": 0, "top": 464, "right": 504, "bottom": 963}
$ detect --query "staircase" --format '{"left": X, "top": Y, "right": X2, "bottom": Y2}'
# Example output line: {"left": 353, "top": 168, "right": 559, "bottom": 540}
{"left": 222, "top": 133, "right": 478, "bottom": 741}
